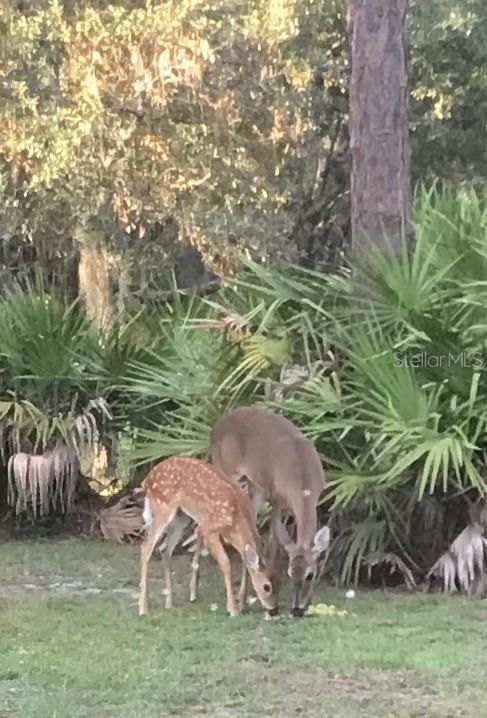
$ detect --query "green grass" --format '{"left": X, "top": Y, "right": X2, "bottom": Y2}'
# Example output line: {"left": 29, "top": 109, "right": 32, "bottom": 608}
{"left": 0, "top": 539, "right": 486, "bottom": 717}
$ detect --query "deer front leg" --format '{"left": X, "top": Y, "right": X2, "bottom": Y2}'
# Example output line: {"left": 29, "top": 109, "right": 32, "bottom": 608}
{"left": 204, "top": 533, "right": 238, "bottom": 617}
{"left": 237, "top": 563, "right": 247, "bottom": 609}
{"left": 248, "top": 483, "right": 267, "bottom": 524}
{"left": 268, "top": 506, "right": 288, "bottom": 575}
{"left": 139, "top": 540, "right": 152, "bottom": 617}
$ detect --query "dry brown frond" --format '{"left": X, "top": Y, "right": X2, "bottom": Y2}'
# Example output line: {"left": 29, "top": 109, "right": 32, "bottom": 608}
{"left": 96, "top": 496, "right": 144, "bottom": 543}
{"left": 186, "top": 310, "right": 254, "bottom": 339}
{"left": 7, "top": 447, "right": 79, "bottom": 518}
{"left": 6, "top": 396, "right": 112, "bottom": 520}
{"left": 428, "top": 552, "right": 457, "bottom": 594}
{"left": 428, "top": 522, "right": 487, "bottom": 595}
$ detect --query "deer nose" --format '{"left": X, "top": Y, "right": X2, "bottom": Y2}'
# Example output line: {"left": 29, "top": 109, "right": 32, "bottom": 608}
{"left": 291, "top": 583, "right": 307, "bottom": 617}
{"left": 292, "top": 585, "right": 301, "bottom": 608}
{"left": 267, "top": 606, "right": 280, "bottom": 617}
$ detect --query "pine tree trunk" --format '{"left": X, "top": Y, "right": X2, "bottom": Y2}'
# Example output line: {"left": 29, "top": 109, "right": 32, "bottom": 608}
{"left": 348, "top": 0, "right": 412, "bottom": 258}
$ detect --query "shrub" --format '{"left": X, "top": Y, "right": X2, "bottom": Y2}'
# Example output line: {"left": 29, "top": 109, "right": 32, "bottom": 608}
{"left": 125, "top": 186, "right": 487, "bottom": 584}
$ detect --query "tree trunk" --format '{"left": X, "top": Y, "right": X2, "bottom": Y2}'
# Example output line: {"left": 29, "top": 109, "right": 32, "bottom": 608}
{"left": 348, "top": 0, "right": 412, "bottom": 258}
{"left": 75, "top": 222, "right": 113, "bottom": 330}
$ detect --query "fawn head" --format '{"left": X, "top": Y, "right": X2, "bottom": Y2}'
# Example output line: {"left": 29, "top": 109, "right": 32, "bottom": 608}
{"left": 243, "top": 544, "right": 280, "bottom": 615}
{"left": 274, "top": 522, "right": 330, "bottom": 617}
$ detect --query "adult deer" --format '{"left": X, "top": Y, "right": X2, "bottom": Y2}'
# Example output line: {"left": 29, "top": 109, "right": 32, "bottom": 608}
{"left": 209, "top": 406, "right": 330, "bottom": 617}
{"left": 138, "top": 456, "right": 279, "bottom": 618}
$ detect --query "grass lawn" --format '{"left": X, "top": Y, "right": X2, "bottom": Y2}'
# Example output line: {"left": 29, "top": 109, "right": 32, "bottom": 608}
{"left": 0, "top": 538, "right": 486, "bottom": 718}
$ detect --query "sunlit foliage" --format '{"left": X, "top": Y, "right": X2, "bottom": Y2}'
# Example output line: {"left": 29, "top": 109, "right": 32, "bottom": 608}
{"left": 0, "top": 0, "right": 345, "bottom": 281}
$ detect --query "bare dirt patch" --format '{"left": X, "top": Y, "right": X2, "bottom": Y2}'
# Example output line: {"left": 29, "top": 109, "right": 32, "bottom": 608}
{"left": 0, "top": 574, "right": 139, "bottom": 601}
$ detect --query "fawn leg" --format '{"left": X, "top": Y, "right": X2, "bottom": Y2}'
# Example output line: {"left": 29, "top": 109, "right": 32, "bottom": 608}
{"left": 237, "top": 563, "right": 247, "bottom": 608}
{"left": 205, "top": 533, "right": 238, "bottom": 617}
{"left": 162, "top": 512, "right": 191, "bottom": 609}
{"left": 190, "top": 529, "right": 203, "bottom": 603}
{"left": 237, "top": 485, "right": 266, "bottom": 608}
{"left": 138, "top": 509, "right": 174, "bottom": 616}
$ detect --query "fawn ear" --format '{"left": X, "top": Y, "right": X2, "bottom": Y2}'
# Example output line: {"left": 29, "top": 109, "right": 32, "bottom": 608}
{"left": 312, "top": 526, "right": 331, "bottom": 557}
{"left": 243, "top": 544, "right": 260, "bottom": 571}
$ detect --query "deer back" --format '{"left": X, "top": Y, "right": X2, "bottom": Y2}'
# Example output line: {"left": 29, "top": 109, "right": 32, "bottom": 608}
{"left": 210, "top": 406, "right": 325, "bottom": 506}
{"left": 143, "top": 456, "right": 260, "bottom": 542}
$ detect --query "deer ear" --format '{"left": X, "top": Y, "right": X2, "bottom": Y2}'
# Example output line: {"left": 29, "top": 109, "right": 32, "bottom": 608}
{"left": 312, "top": 526, "right": 331, "bottom": 556}
{"left": 243, "top": 544, "right": 260, "bottom": 571}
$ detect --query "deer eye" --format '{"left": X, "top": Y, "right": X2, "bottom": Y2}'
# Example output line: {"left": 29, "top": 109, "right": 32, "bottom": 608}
{"left": 305, "top": 572, "right": 314, "bottom": 582}
{"left": 263, "top": 583, "right": 271, "bottom": 593}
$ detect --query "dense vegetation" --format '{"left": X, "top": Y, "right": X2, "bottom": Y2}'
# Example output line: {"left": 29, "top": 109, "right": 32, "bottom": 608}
{"left": 2, "top": 1, "right": 487, "bottom": 295}
{"left": 2, "top": 0, "right": 487, "bottom": 589}
{"left": 2, "top": 189, "right": 487, "bottom": 586}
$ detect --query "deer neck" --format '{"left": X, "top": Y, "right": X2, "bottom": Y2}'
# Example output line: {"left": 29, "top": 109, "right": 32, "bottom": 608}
{"left": 294, "top": 495, "right": 318, "bottom": 549}
{"left": 229, "top": 515, "right": 259, "bottom": 557}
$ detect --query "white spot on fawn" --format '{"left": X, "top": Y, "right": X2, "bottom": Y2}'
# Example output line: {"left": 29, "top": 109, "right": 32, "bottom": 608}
{"left": 303, "top": 489, "right": 311, "bottom": 497}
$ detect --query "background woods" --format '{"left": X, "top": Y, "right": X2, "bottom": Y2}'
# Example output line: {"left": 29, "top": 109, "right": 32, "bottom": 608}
{"left": 2, "top": 0, "right": 487, "bottom": 293}
{"left": 1, "top": 0, "right": 487, "bottom": 593}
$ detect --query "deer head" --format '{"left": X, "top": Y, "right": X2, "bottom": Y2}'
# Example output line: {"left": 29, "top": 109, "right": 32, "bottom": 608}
{"left": 243, "top": 544, "right": 280, "bottom": 614}
{"left": 274, "top": 520, "right": 330, "bottom": 617}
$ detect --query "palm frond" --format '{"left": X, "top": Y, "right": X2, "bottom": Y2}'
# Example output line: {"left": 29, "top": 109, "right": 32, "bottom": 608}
{"left": 96, "top": 496, "right": 144, "bottom": 543}
{"left": 428, "top": 522, "right": 487, "bottom": 595}
{"left": 7, "top": 447, "right": 79, "bottom": 518}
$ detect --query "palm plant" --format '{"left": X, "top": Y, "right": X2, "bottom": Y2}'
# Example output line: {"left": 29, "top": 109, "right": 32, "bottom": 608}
{"left": 5, "top": 186, "right": 486, "bottom": 579}
{"left": 0, "top": 284, "right": 93, "bottom": 412}
{"left": 0, "top": 281, "right": 117, "bottom": 519}
{"left": 122, "top": 186, "right": 487, "bottom": 585}
{"left": 123, "top": 292, "right": 266, "bottom": 463}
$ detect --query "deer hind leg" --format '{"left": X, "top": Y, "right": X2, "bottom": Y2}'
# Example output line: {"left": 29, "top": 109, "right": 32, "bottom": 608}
{"left": 204, "top": 532, "right": 238, "bottom": 617}
{"left": 161, "top": 511, "right": 192, "bottom": 609}
{"left": 189, "top": 529, "right": 204, "bottom": 602}
{"left": 138, "top": 507, "right": 175, "bottom": 616}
